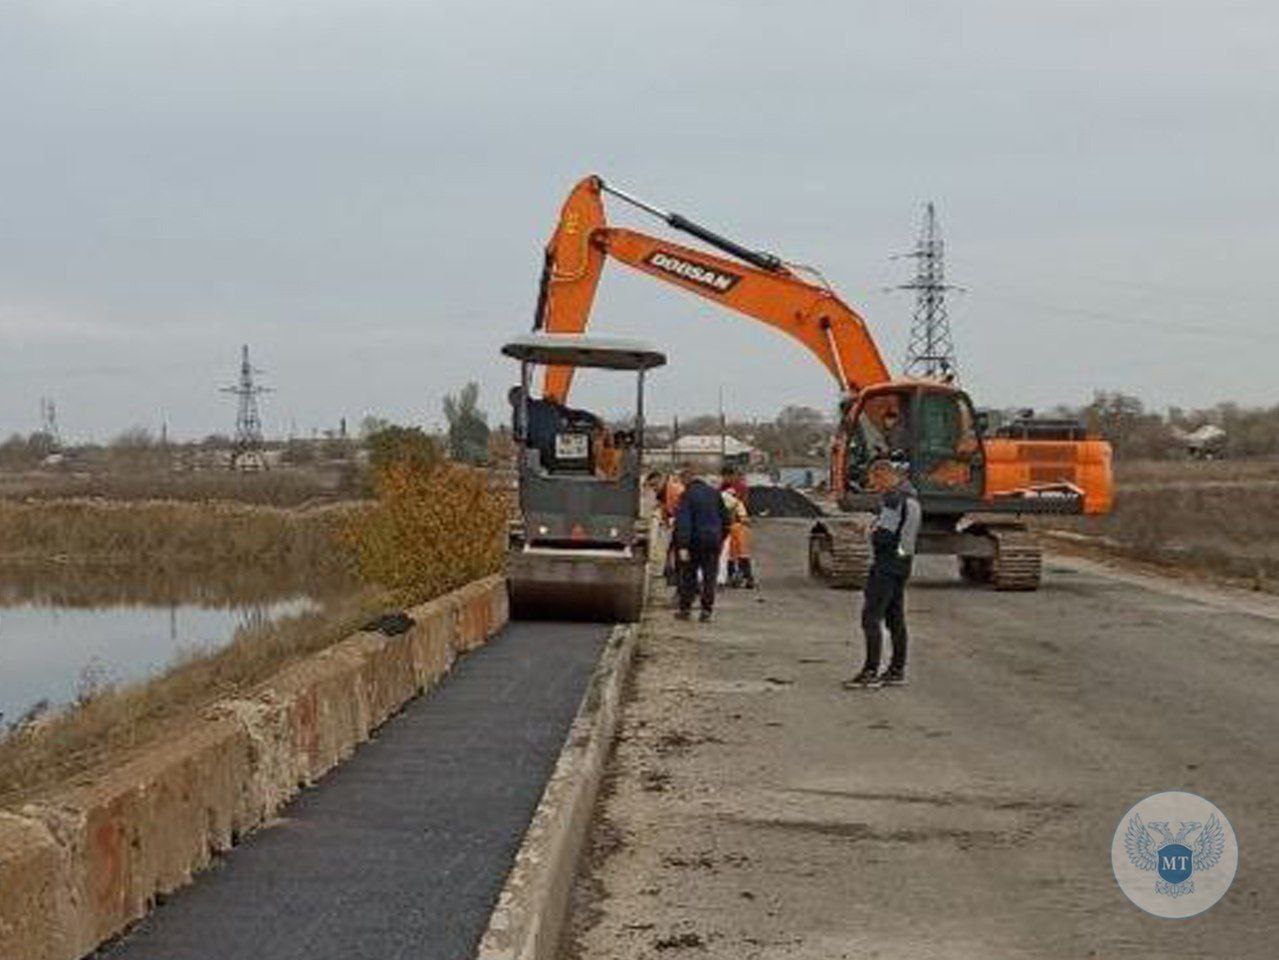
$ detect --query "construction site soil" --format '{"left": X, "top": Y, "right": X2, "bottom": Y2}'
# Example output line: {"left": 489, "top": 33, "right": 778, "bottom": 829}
{"left": 565, "top": 518, "right": 1278, "bottom": 959}
{"left": 745, "top": 486, "right": 823, "bottom": 519}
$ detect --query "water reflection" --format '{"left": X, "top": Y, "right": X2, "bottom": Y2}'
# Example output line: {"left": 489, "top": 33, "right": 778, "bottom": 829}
{"left": 0, "top": 560, "right": 351, "bottom": 609}
{"left": 0, "top": 563, "right": 343, "bottom": 725}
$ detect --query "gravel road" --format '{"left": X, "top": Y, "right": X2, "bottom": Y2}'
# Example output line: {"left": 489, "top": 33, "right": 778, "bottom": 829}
{"left": 566, "top": 519, "right": 1277, "bottom": 959}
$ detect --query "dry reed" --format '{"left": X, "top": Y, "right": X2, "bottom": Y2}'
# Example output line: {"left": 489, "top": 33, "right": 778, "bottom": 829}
{"left": 1041, "top": 473, "right": 1279, "bottom": 588}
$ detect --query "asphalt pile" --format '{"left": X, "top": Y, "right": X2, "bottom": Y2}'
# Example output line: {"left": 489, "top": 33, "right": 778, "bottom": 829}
{"left": 747, "top": 485, "right": 823, "bottom": 518}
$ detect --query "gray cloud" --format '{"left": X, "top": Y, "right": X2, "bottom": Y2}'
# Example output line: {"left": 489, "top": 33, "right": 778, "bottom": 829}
{"left": 1, "top": 0, "right": 1275, "bottom": 440}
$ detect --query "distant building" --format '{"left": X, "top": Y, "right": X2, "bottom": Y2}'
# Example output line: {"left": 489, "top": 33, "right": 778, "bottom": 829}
{"left": 1173, "top": 424, "right": 1227, "bottom": 460}
{"left": 646, "top": 434, "right": 766, "bottom": 471}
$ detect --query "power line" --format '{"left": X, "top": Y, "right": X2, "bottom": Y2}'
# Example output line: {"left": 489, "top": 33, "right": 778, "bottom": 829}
{"left": 1028, "top": 272, "right": 1274, "bottom": 314}
{"left": 974, "top": 287, "right": 1279, "bottom": 342}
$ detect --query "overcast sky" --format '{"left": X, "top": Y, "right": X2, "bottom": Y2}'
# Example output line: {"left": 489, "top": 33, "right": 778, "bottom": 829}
{"left": 1, "top": 0, "right": 1275, "bottom": 441}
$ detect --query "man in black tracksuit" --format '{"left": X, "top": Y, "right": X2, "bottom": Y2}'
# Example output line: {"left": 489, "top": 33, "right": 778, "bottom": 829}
{"left": 673, "top": 472, "right": 727, "bottom": 622}
{"left": 846, "top": 462, "right": 921, "bottom": 688}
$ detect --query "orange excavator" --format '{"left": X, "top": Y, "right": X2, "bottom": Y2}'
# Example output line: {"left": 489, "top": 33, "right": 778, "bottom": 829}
{"left": 533, "top": 175, "right": 1112, "bottom": 590}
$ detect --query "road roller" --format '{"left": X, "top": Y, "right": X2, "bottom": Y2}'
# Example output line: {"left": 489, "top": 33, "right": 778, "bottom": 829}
{"left": 502, "top": 332, "right": 666, "bottom": 621}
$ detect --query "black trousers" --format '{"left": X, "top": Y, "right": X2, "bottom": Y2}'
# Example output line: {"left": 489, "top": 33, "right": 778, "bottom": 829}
{"left": 860, "top": 563, "right": 908, "bottom": 671}
{"left": 677, "top": 541, "right": 721, "bottom": 613}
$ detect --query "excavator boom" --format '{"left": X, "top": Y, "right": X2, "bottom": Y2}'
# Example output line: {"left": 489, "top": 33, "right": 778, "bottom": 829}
{"left": 520, "top": 174, "right": 1114, "bottom": 597}
{"left": 536, "top": 176, "right": 890, "bottom": 402}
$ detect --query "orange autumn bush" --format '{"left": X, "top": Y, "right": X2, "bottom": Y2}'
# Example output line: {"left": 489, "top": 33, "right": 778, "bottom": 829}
{"left": 345, "top": 459, "right": 506, "bottom": 605}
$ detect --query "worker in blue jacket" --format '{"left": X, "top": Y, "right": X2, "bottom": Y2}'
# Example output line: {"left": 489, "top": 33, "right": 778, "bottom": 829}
{"left": 672, "top": 469, "right": 729, "bottom": 622}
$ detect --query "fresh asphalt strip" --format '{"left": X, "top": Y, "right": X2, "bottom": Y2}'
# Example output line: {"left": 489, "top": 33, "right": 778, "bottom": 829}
{"left": 93, "top": 621, "right": 610, "bottom": 960}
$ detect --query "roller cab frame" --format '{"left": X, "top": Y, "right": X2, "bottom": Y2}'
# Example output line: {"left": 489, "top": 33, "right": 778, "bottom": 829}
{"left": 502, "top": 333, "right": 666, "bottom": 622}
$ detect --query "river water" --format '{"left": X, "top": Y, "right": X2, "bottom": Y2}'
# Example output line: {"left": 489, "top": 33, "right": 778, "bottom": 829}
{"left": 0, "top": 599, "right": 319, "bottom": 726}
{"left": 0, "top": 564, "right": 331, "bottom": 727}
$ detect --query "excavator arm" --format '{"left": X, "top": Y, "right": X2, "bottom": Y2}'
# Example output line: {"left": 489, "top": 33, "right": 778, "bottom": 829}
{"left": 535, "top": 175, "right": 891, "bottom": 403}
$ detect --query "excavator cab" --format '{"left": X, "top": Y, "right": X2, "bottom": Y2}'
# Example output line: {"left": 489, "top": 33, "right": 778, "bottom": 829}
{"left": 502, "top": 332, "right": 666, "bottom": 622}
{"left": 820, "top": 380, "right": 1097, "bottom": 590}
{"left": 842, "top": 383, "right": 984, "bottom": 502}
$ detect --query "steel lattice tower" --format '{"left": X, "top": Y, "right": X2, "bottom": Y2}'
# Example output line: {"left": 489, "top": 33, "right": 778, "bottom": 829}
{"left": 39, "top": 397, "right": 62, "bottom": 451}
{"left": 896, "top": 203, "right": 960, "bottom": 380}
{"left": 221, "top": 345, "right": 271, "bottom": 470}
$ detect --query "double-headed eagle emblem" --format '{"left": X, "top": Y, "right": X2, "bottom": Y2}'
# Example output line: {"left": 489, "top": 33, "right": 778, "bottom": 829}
{"left": 1124, "top": 811, "right": 1226, "bottom": 897}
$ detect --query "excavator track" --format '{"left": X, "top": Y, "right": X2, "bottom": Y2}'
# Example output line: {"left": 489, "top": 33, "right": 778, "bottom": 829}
{"left": 986, "top": 525, "right": 1043, "bottom": 591}
{"left": 808, "top": 520, "right": 870, "bottom": 590}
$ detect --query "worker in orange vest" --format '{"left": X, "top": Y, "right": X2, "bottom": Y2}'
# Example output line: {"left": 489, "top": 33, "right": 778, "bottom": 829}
{"left": 647, "top": 470, "right": 684, "bottom": 523}
{"left": 647, "top": 470, "right": 686, "bottom": 585}
{"left": 592, "top": 424, "right": 623, "bottom": 479}
{"left": 719, "top": 467, "right": 755, "bottom": 589}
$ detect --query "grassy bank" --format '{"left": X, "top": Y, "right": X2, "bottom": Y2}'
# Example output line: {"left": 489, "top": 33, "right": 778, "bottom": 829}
{"left": 0, "top": 499, "right": 355, "bottom": 579}
{"left": 0, "top": 558, "right": 342, "bottom": 609}
{"left": 1040, "top": 460, "right": 1279, "bottom": 589}
{"left": 0, "top": 466, "right": 363, "bottom": 507}
{"left": 0, "top": 591, "right": 387, "bottom": 806}
{"left": 1113, "top": 457, "right": 1279, "bottom": 485}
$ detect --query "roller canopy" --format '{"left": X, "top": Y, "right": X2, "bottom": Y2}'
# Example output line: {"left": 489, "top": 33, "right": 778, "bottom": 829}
{"left": 502, "top": 333, "right": 667, "bottom": 371}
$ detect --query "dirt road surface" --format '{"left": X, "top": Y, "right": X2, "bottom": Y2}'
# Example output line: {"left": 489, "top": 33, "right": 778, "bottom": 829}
{"left": 565, "top": 519, "right": 1277, "bottom": 959}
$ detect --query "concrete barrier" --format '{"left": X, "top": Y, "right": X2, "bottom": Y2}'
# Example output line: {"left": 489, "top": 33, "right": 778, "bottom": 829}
{"left": 0, "top": 574, "right": 507, "bottom": 960}
{"left": 476, "top": 623, "right": 638, "bottom": 960}
{"left": 0, "top": 812, "right": 75, "bottom": 960}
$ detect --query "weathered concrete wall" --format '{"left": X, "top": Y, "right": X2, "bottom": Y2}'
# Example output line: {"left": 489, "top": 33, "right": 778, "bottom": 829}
{"left": 0, "top": 575, "right": 508, "bottom": 960}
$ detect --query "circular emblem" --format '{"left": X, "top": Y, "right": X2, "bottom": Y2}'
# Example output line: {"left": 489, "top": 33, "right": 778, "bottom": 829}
{"left": 1111, "top": 791, "right": 1238, "bottom": 918}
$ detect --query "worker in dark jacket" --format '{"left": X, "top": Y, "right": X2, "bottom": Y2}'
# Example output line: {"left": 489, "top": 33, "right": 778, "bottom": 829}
{"left": 845, "top": 457, "right": 921, "bottom": 688}
{"left": 673, "top": 470, "right": 727, "bottom": 622}
{"left": 508, "top": 386, "right": 561, "bottom": 466}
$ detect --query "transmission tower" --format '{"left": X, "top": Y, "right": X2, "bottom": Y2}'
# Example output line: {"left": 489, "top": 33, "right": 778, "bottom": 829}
{"left": 895, "top": 203, "right": 962, "bottom": 381}
{"left": 39, "top": 397, "right": 62, "bottom": 451}
{"left": 221, "top": 345, "right": 272, "bottom": 470}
